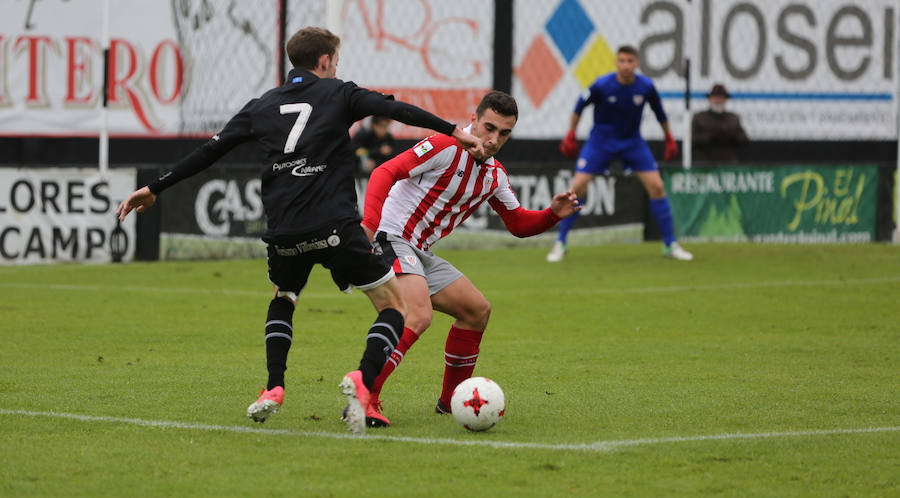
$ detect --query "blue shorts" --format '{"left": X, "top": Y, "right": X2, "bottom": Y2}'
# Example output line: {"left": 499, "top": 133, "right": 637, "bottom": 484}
{"left": 576, "top": 136, "right": 657, "bottom": 175}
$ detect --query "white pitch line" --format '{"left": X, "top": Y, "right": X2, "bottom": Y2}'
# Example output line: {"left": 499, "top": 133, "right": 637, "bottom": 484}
{"left": 0, "top": 282, "right": 335, "bottom": 299}
{"left": 1, "top": 409, "right": 897, "bottom": 453}
{"left": 2, "top": 275, "right": 899, "bottom": 299}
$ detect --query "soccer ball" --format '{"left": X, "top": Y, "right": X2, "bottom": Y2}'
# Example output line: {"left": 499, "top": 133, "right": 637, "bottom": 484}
{"left": 450, "top": 377, "right": 506, "bottom": 431}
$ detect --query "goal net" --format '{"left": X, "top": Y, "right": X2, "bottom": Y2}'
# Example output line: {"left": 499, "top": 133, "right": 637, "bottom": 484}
{"left": 170, "top": 0, "right": 282, "bottom": 136}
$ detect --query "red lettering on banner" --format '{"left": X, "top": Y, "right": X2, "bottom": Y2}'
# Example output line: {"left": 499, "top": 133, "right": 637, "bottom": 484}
{"left": 15, "top": 35, "right": 57, "bottom": 105}
{"left": 351, "top": 0, "right": 431, "bottom": 51}
{"left": 149, "top": 40, "right": 183, "bottom": 105}
{"left": 422, "top": 17, "right": 481, "bottom": 83}
{"left": 64, "top": 37, "right": 96, "bottom": 105}
{"left": 5, "top": 31, "right": 193, "bottom": 135}
{"left": 348, "top": 0, "right": 483, "bottom": 83}
{"left": 108, "top": 38, "right": 158, "bottom": 132}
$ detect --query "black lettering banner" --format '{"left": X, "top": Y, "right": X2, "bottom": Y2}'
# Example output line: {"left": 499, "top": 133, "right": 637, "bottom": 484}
{"left": 0, "top": 168, "right": 136, "bottom": 265}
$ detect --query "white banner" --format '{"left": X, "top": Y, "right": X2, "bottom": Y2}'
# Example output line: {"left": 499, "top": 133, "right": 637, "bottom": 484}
{"left": 512, "top": 0, "right": 899, "bottom": 140}
{"left": 0, "top": 0, "right": 280, "bottom": 137}
{"left": 2, "top": 1, "right": 895, "bottom": 140}
{"left": 0, "top": 168, "right": 136, "bottom": 264}
{"left": 287, "top": 0, "right": 495, "bottom": 138}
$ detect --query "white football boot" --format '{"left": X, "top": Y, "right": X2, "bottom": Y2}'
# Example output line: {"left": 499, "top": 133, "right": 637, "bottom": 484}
{"left": 546, "top": 241, "right": 567, "bottom": 263}
{"left": 663, "top": 242, "right": 693, "bottom": 261}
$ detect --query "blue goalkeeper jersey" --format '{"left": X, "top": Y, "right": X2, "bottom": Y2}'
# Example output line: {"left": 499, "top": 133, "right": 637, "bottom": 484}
{"left": 575, "top": 73, "right": 667, "bottom": 143}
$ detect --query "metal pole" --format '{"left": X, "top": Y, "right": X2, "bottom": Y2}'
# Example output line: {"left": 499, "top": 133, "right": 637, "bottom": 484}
{"left": 683, "top": 58, "right": 692, "bottom": 169}
{"left": 99, "top": 0, "right": 110, "bottom": 176}
{"left": 278, "top": 0, "right": 287, "bottom": 82}
{"left": 682, "top": 0, "right": 695, "bottom": 170}
{"left": 895, "top": 47, "right": 899, "bottom": 244}
{"left": 895, "top": 19, "right": 900, "bottom": 244}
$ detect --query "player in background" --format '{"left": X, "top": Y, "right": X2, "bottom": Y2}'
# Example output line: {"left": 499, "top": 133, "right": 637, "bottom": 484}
{"left": 550, "top": 45, "right": 693, "bottom": 262}
{"left": 351, "top": 115, "right": 396, "bottom": 174}
{"left": 360, "top": 91, "right": 581, "bottom": 427}
{"left": 115, "top": 27, "right": 483, "bottom": 435}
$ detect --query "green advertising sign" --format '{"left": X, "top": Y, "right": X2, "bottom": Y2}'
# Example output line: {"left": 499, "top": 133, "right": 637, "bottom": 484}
{"left": 663, "top": 166, "right": 877, "bottom": 243}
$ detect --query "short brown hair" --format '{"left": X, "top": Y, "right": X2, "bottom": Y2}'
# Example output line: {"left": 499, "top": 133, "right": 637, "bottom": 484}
{"left": 286, "top": 27, "right": 340, "bottom": 70}
{"left": 617, "top": 45, "right": 639, "bottom": 57}
{"left": 475, "top": 91, "right": 518, "bottom": 120}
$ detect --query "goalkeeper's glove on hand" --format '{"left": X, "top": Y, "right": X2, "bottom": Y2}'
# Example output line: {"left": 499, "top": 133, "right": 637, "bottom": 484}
{"left": 559, "top": 130, "right": 579, "bottom": 158}
{"left": 663, "top": 132, "right": 678, "bottom": 161}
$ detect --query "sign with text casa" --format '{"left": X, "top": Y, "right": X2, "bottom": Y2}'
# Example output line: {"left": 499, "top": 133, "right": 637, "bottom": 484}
{"left": 159, "top": 168, "right": 265, "bottom": 239}
{"left": 0, "top": 167, "right": 136, "bottom": 264}
{"left": 663, "top": 165, "right": 877, "bottom": 243}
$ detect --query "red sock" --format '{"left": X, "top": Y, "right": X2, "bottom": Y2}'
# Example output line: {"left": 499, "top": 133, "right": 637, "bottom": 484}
{"left": 439, "top": 326, "right": 484, "bottom": 407}
{"left": 371, "top": 327, "right": 420, "bottom": 397}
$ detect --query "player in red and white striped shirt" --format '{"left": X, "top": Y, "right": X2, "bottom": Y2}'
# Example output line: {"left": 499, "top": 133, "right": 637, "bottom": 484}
{"left": 360, "top": 91, "right": 580, "bottom": 427}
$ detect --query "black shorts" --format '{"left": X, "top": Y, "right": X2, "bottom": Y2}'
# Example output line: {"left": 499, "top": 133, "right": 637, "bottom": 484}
{"left": 266, "top": 221, "right": 393, "bottom": 296}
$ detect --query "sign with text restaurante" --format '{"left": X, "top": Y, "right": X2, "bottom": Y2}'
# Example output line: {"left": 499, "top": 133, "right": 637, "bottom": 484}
{"left": 664, "top": 165, "right": 878, "bottom": 243}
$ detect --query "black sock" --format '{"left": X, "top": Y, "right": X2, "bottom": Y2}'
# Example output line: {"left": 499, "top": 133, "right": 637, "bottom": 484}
{"left": 265, "top": 297, "right": 295, "bottom": 390}
{"left": 358, "top": 308, "right": 403, "bottom": 389}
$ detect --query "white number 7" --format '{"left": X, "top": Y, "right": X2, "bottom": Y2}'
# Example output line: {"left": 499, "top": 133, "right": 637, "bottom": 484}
{"left": 280, "top": 103, "right": 312, "bottom": 154}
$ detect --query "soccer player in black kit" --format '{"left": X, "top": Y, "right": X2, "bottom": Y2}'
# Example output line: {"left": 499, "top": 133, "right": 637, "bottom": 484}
{"left": 116, "top": 27, "right": 483, "bottom": 435}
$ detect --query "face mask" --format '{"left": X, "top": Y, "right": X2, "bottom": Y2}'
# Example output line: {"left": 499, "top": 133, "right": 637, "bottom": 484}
{"left": 710, "top": 102, "right": 726, "bottom": 113}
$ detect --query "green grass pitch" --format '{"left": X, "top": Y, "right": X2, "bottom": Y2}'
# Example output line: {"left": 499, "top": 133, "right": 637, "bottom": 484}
{"left": 1, "top": 243, "right": 898, "bottom": 496}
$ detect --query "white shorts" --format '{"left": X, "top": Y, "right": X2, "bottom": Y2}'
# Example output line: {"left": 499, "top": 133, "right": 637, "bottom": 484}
{"left": 375, "top": 232, "right": 463, "bottom": 296}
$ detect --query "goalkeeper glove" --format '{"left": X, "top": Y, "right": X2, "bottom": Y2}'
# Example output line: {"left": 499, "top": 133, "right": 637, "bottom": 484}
{"left": 663, "top": 132, "right": 678, "bottom": 161}
{"left": 559, "top": 130, "right": 579, "bottom": 158}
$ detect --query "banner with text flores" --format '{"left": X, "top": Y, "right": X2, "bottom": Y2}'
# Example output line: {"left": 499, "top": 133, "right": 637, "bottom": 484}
{"left": 664, "top": 165, "right": 878, "bottom": 243}
{"left": 0, "top": 168, "right": 137, "bottom": 264}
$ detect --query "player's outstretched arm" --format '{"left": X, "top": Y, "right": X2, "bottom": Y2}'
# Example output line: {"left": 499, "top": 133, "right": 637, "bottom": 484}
{"left": 492, "top": 191, "right": 580, "bottom": 238}
{"left": 451, "top": 127, "right": 485, "bottom": 160}
{"left": 550, "top": 190, "right": 581, "bottom": 219}
{"left": 353, "top": 89, "right": 484, "bottom": 158}
{"left": 118, "top": 106, "right": 252, "bottom": 223}
{"left": 116, "top": 186, "right": 157, "bottom": 221}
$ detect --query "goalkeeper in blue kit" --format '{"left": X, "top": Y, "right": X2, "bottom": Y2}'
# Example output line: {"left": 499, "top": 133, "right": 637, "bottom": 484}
{"left": 549, "top": 45, "right": 692, "bottom": 262}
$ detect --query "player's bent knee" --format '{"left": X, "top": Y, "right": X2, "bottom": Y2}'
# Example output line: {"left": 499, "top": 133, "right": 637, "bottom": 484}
{"left": 380, "top": 294, "right": 407, "bottom": 317}
{"left": 462, "top": 299, "right": 491, "bottom": 330}
{"left": 405, "top": 311, "right": 432, "bottom": 335}
{"left": 364, "top": 280, "right": 408, "bottom": 316}
{"left": 479, "top": 300, "right": 492, "bottom": 324}
{"left": 641, "top": 177, "right": 666, "bottom": 198}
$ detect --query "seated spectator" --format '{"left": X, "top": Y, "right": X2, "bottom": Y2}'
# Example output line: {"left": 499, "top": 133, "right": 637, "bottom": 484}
{"left": 692, "top": 84, "right": 748, "bottom": 163}
{"left": 351, "top": 115, "right": 395, "bottom": 174}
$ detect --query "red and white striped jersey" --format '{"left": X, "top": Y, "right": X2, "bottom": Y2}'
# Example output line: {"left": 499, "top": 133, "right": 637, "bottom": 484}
{"left": 365, "top": 132, "right": 521, "bottom": 250}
